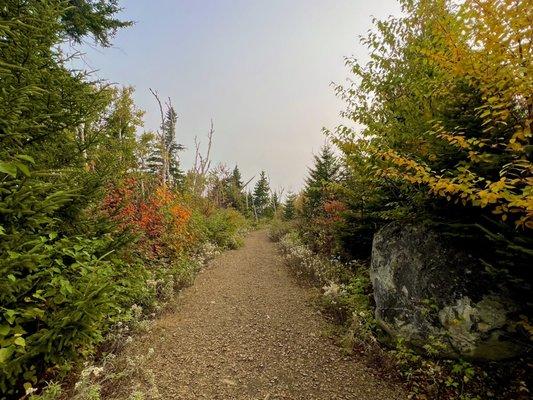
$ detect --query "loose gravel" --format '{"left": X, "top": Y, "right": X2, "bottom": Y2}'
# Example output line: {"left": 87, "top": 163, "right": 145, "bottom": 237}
{"left": 120, "top": 230, "right": 405, "bottom": 399}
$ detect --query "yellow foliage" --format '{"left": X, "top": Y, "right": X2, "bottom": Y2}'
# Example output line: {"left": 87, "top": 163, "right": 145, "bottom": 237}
{"left": 372, "top": 0, "right": 533, "bottom": 228}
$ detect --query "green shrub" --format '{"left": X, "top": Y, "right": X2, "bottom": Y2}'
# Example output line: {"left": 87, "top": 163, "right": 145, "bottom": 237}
{"left": 171, "top": 258, "right": 201, "bottom": 291}
{"left": 0, "top": 173, "right": 156, "bottom": 396}
{"left": 319, "top": 275, "right": 372, "bottom": 325}
{"left": 279, "top": 231, "right": 353, "bottom": 285}
{"left": 0, "top": 234, "right": 131, "bottom": 395}
{"left": 28, "top": 382, "right": 62, "bottom": 400}
{"left": 204, "top": 208, "right": 247, "bottom": 250}
{"left": 268, "top": 218, "right": 294, "bottom": 242}
{"left": 0, "top": 1, "right": 253, "bottom": 397}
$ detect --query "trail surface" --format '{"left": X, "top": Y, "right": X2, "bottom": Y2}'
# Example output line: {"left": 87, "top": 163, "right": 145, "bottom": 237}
{"left": 126, "top": 230, "right": 404, "bottom": 399}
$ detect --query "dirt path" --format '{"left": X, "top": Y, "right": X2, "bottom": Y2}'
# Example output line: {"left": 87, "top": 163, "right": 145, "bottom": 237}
{"left": 124, "top": 230, "right": 405, "bottom": 399}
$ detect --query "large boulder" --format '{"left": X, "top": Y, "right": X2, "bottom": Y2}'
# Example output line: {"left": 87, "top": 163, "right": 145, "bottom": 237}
{"left": 370, "top": 222, "right": 524, "bottom": 360}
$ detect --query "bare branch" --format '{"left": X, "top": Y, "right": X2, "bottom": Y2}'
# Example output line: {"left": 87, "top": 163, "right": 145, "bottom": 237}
{"left": 149, "top": 88, "right": 168, "bottom": 183}
{"left": 201, "top": 119, "right": 215, "bottom": 175}
{"left": 193, "top": 136, "right": 201, "bottom": 174}
{"left": 242, "top": 176, "right": 255, "bottom": 189}
{"left": 149, "top": 88, "right": 165, "bottom": 137}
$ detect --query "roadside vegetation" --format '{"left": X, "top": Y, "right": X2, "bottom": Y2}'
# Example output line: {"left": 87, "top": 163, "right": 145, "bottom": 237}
{"left": 0, "top": 2, "right": 284, "bottom": 398}
{"left": 271, "top": 1, "right": 532, "bottom": 399}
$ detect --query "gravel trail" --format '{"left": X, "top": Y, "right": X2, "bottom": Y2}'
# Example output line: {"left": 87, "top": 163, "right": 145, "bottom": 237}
{"left": 126, "top": 230, "right": 405, "bottom": 399}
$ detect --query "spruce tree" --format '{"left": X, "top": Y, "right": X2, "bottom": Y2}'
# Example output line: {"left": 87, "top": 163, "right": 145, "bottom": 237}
{"left": 164, "top": 107, "right": 184, "bottom": 186}
{"left": 283, "top": 192, "right": 297, "bottom": 220}
{"left": 270, "top": 191, "right": 280, "bottom": 216}
{"left": 62, "top": 0, "right": 133, "bottom": 46}
{"left": 253, "top": 171, "right": 271, "bottom": 217}
{"left": 231, "top": 165, "right": 243, "bottom": 189}
{"left": 147, "top": 104, "right": 185, "bottom": 188}
{"left": 245, "top": 191, "right": 255, "bottom": 218}
{"left": 224, "top": 165, "right": 245, "bottom": 210}
{"left": 303, "top": 144, "right": 339, "bottom": 218}
{"left": 0, "top": 1, "right": 131, "bottom": 394}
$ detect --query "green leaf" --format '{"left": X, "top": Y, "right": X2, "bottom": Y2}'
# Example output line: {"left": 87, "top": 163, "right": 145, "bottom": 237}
{"left": 5, "top": 309, "right": 17, "bottom": 324}
{"left": 0, "top": 347, "right": 14, "bottom": 364}
{"left": 14, "top": 161, "right": 31, "bottom": 177}
{"left": 22, "top": 307, "right": 45, "bottom": 319}
{"left": 0, "top": 161, "right": 17, "bottom": 177}
{"left": 15, "top": 154, "right": 35, "bottom": 164}
{"left": 14, "top": 337, "right": 26, "bottom": 347}
{"left": 0, "top": 325, "right": 10, "bottom": 336}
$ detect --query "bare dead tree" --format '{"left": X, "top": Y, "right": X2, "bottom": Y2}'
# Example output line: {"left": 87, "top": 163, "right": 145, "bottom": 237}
{"left": 76, "top": 124, "right": 87, "bottom": 162}
{"left": 271, "top": 187, "right": 285, "bottom": 213}
{"left": 149, "top": 88, "right": 168, "bottom": 184}
{"left": 192, "top": 119, "right": 215, "bottom": 195}
{"left": 252, "top": 200, "right": 258, "bottom": 223}
{"left": 194, "top": 119, "right": 214, "bottom": 176}
{"left": 239, "top": 176, "right": 255, "bottom": 214}
{"left": 193, "top": 137, "right": 200, "bottom": 174}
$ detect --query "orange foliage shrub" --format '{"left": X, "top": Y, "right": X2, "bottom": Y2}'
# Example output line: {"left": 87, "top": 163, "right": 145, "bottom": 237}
{"left": 323, "top": 200, "right": 347, "bottom": 222}
{"left": 102, "top": 178, "right": 192, "bottom": 259}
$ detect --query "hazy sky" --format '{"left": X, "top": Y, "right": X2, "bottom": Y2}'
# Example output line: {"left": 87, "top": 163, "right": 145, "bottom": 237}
{"left": 75, "top": 0, "right": 401, "bottom": 193}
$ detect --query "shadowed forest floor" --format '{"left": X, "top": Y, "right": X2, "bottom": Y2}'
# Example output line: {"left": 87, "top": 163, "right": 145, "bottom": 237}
{"left": 111, "top": 231, "right": 405, "bottom": 399}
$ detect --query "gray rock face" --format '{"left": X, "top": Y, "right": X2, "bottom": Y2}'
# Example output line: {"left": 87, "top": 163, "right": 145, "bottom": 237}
{"left": 370, "top": 222, "right": 523, "bottom": 360}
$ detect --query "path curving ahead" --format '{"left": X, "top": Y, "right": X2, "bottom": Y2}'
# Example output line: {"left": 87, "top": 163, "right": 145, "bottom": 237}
{"left": 127, "top": 230, "right": 404, "bottom": 399}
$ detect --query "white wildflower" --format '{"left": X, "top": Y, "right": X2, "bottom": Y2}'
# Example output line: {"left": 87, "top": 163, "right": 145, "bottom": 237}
{"left": 92, "top": 366, "right": 104, "bottom": 378}
{"left": 323, "top": 282, "right": 341, "bottom": 297}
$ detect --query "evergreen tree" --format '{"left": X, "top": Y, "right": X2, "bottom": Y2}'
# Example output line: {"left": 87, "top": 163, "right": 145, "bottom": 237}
{"left": 245, "top": 191, "right": 255, "bottom": 217}
{"left": 225, "top": 165, "right": 245, "bottom": 210}
{"left": 231, "top": 165, "right": 243, "bottom": 189}
{"left": 163, "top": 107, "right": 185, "bottom": 187}
{"left": 303, "top": 144, "right": 340, "bottom": 217}
{"left": 283, "top": 192, "right": 297, "bottom": 220}
{"left": 253, "top": 171, "right": 271, "bottom": 217}
{"left": 62, "top": 0, "right": 133, "bottom": 46}
{"left": 270, "top": 191, "right": 280, "bottom": 216}
{"left": 147, "top": 104, "right": 185, "bottom": 188}
{"left": 0, "top": 1, "right": 131, "bottom": 395}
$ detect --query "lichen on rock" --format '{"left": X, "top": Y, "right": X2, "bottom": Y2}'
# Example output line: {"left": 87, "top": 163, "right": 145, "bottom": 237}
{"left": 370, "top": 222, "right": 525, "bottom": 360}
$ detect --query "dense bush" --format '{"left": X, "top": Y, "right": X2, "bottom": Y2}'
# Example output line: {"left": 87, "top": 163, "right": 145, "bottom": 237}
{"left": 268, "top": 218, "right": 295, "bottom": 242}
{"left": 0, "top": 234, "right": 152, "bottom": 393}
{"left": 202, "top": 208, "right": 248, "bottom": 250}
{"left": 330, "top": 0, "right": 532, "bottom": 266}
{"left": 0, "top": 175, "right": 249, "bottom": 396}
{"left": 288, "top": 0, "right": 532, "bottom": 271}
{"left": 278, "top": 231, "right": 353, "bottom": 285}
{"left": 0, "top": 2, "right": 130, "bottom": 395}
{"left": 0, "top": 1, "right": 252, "bottom": 397}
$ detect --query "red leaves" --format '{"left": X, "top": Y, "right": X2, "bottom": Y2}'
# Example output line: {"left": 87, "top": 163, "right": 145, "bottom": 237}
{"left": 101, "top": 178, "right": 192, "bottom": 258}
{"left": 323, "top": 200, "right": 347, "bottom": 221}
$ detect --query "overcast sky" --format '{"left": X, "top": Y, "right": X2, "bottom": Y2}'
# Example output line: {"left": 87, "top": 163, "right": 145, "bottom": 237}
{"left": 74, "top": 0, "right": 401, "bottom": 193}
